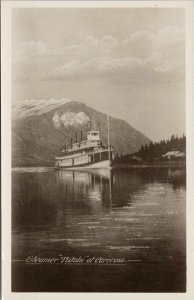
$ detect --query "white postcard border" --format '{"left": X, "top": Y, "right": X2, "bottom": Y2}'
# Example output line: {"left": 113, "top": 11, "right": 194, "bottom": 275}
{"left": 1, "top": 1, "right": 194, "bottom": 299}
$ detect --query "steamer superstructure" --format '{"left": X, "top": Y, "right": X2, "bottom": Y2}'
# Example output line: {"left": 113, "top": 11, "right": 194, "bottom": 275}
{"left": 55, "top": 116, "right": 114, "bottom": 169}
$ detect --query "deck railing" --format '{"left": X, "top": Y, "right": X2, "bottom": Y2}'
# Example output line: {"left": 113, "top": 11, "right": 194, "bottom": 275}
{"left": 58, "top": 146, "right": 113, "bottom": 157}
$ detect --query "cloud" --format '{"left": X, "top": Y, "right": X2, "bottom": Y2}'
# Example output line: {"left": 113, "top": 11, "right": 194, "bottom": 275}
{"left": 147, "top": 27, "right": 185, "bottom": 72}
{"left": 83, "top": 36, "right": 99, "bottom": 48}
{"left": 100, "top": 35, "right": 117, "bottom": 50}
{"left": 43, "top": 56, "right": 144, "bottom": 79}
{"left": 121, "top": 31, "right": 157, "bottom": 59}
{"left": 14, "top": 41, "right": 48, "bottom": 62}
{"left": 13, "top": 26, "right": 185, "bottom": 82}
{"left": 157, "top": 26, "right": 184, "bottom": 46}
{"left": 53, "top": 111, "right": 90, "bottom": 128}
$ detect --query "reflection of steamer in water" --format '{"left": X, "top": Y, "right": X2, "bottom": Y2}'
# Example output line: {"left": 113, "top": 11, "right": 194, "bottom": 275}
{"left": 57, "top": 169, "right": 113, "bottom": 210}
{"left": 55, "top": 115, "right": 114, "bottom": 169}
{"left": 57, "top": 168, "right": 141, "bottom": 211}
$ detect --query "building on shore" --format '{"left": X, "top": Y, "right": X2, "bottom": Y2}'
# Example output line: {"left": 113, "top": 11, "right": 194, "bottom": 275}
{"left": 162, "top": 150, "right": 186, "bottom": 160}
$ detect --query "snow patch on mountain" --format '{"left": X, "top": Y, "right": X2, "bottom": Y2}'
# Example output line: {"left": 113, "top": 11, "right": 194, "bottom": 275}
{"left": 12, "top": 98, "right": 72, "bottom": 119}
{"left": 53, "top": 111, "right": 90, "bottom": 128}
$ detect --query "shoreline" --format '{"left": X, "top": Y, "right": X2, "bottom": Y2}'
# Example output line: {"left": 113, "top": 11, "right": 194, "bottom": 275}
{"left": 12, "top": 162, "right": 186, "bottom": 171}
{"left": 112, "top": 162, "right": 186, "bottom": 169}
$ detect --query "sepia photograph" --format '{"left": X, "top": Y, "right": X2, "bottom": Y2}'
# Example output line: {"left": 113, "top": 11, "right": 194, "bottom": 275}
{"left": 1, "top": 0, "right": 194, "bottom": 298}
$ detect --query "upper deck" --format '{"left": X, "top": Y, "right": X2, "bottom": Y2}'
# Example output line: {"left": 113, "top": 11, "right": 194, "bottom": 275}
{"left": 60, "top": 131, "right": 103, "bottom": 154}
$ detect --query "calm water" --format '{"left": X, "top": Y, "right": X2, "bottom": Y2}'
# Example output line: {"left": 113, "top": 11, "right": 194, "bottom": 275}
{"left": 12, "top": 167, "right": 186, "bottom": 292}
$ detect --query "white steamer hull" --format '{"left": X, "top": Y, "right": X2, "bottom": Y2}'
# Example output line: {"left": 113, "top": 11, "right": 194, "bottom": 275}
{"left": 55, "top": 159, "right": 111, "bottom": 170}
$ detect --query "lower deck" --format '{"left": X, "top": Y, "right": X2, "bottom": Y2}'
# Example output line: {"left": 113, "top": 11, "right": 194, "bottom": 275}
{"left": 55, "top": 150, "right": 113, "bottom": 168}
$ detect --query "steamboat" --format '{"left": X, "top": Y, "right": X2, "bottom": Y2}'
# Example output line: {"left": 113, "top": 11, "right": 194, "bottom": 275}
{"left": 55, "top": 117, "right": 114, "bottom": 169}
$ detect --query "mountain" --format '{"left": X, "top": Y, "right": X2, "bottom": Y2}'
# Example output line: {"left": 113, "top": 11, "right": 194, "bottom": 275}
{"left": 12, "top": 99, "right": 151, "bottom": 167}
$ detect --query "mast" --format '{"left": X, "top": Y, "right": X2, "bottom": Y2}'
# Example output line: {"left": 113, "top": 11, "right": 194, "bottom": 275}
{"left": 70, "top": 138, "right": 73, "bottom": 149}
{"left": 107, "top": 114, "right": 110, "bottom": 161}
